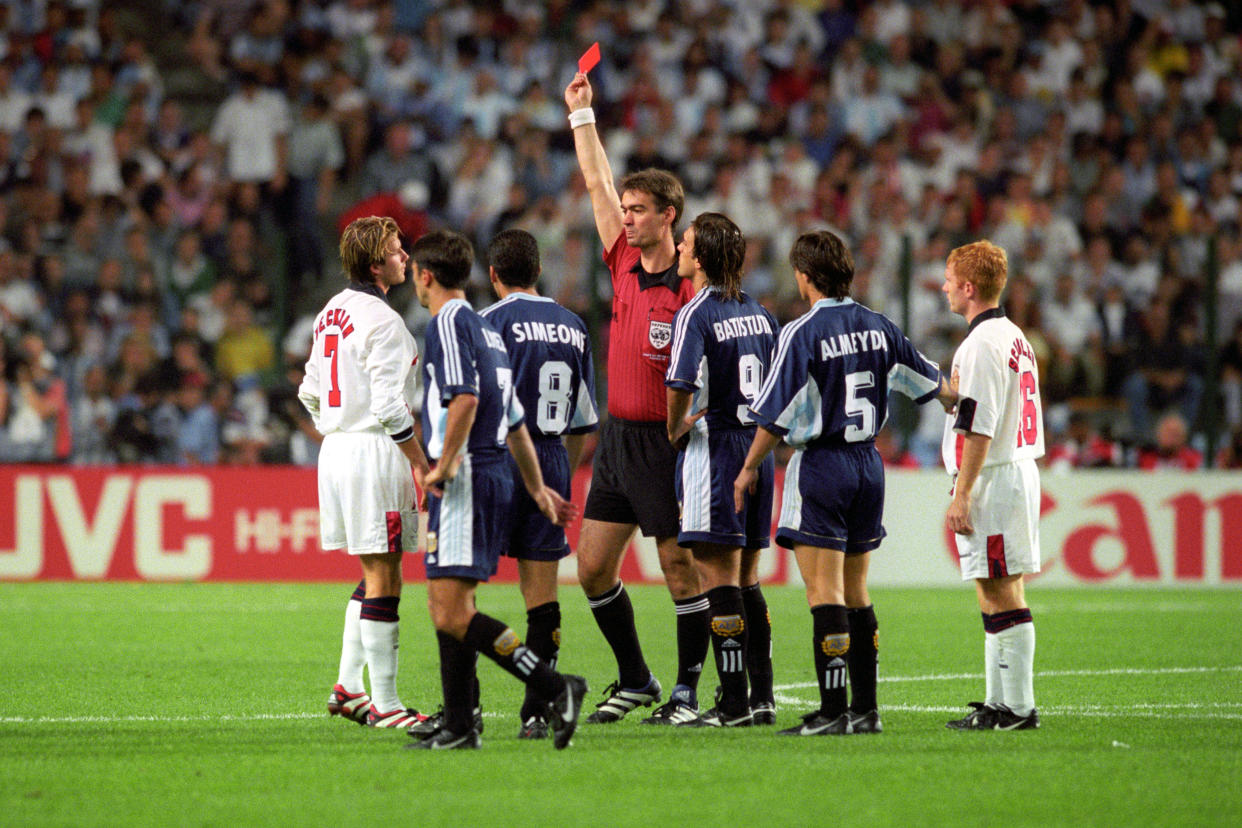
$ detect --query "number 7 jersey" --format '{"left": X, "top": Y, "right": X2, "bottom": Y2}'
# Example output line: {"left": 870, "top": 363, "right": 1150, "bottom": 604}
{"left": 941, "top": 309, "right": 1044, "bottom": 473}
{"left": 298, "top": 283, "right": 419, "bottom": 441}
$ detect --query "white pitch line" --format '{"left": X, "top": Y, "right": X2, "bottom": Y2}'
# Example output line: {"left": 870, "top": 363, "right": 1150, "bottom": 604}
{"left": 773, "top": 664, "right": 1242, "bottom": 690}
{"left": 0, "top": 710, "right": 509, "bottom": 725}
{"left": 4, "top": 665, "right": 1239, "bottom": 726}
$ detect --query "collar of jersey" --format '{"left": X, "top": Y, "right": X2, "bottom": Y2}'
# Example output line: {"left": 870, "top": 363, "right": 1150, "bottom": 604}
{"left": 508, "top": 292, "right": 553, "bottom": 303}
{"left": 629, "top": 258, "right": 682, "bottom": 291}
{"left": 347, "top": 280, "right": 389, "bottom": 303}
{"left": 968, "top": 306, "right": 1005, "bottom": 334}
{"left": 812, "top": 297, "right": 855, "bottom": 309}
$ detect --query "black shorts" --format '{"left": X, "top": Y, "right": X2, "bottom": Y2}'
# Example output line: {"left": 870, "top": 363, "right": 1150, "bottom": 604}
{"left": 584, "top": 417, "right": 680, "bottom": 538}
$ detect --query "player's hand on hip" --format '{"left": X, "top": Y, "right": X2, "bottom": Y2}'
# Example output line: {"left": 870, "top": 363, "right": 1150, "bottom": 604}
{"left": 946, "top": 496, "right": 974, "bottom": 535}
{"left": 733, "top": 468, "right": 758, "bottom": 514}
{"left": 565, "top": 73, "right": 593, "bottom": 110}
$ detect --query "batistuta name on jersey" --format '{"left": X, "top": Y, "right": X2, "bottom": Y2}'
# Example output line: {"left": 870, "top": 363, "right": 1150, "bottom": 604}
{"left": 712, "top": 313, "right": 774, "bottom": 343}
{"left": 820, "top": 330, "right": 888, "bottom": 360}
{"left": 508, "top": 320, "right": 587, "bottom": 353}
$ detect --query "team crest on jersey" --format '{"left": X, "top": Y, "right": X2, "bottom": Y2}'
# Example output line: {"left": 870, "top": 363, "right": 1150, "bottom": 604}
{"left": 821, "top": 633, "right": 850, "bottom": 657}
{"left": 648, "top": 320, "right": 672, "bottom": 349}
{"left": 494, "top": 628, "right": 522, "bottom": 656}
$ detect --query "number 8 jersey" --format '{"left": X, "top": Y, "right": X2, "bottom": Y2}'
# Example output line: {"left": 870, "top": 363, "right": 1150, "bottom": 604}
{"left": 941, "top": 308, "right": 1044, "bottom": 473}
{"left": 479, "top": 293, "right": 598, "bottom": 440}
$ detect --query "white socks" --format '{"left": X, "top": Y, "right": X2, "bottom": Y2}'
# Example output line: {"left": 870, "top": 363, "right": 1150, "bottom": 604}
{"left": 997, "top": 622, "right": 1036, "bottom": 716}
{"left": 984, "top": 632, "right": 1003, "bottom": 709}
{"left": 360, "top": 618, "right": 403, "bottom": 713}
{"left": 336, "top": 598, "right": 366, "bottom": 693}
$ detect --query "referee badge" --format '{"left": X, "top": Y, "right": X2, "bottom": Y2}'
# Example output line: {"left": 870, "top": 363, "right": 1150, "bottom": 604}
{"left": 648, "top": 320, "right": 672, "bottom": 349}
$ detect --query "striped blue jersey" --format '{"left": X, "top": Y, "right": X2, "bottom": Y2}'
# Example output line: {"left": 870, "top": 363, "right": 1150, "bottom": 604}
{"left": 422, "top": 298, "right": 524, "bottom": 461}
{"left": 750, "top": 297, "right": 941, "bottom": 448}
{"left": 665, "top": 287, "right": 779, "bottom": 430}
{"left": 480, "top": 293, "right": 599, "bottom": 439}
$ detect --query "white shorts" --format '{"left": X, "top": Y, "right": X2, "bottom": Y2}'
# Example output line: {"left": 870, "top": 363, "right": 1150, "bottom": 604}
{"left": 953, "top": 458, "right": 1041, "bottom": 580}
{"left": 317, "top": 431, "right": 418, "bottom": 556}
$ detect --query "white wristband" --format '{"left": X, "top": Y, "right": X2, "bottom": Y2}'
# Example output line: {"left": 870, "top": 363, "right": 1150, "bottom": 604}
{"left": 568, "top": 107, "right": 596, "bottom": 129}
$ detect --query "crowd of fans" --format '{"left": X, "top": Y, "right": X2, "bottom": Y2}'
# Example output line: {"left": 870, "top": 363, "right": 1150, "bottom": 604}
{"left": 1, "top": 0, "right": 1240, "bottom": 470}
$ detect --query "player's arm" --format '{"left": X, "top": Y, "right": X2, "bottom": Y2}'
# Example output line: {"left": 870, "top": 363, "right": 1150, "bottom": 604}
{"left": 296, "top": 341, "right": 322, "bottom": 431}
{"left": 424, "top": 393, "right": 477, "bottom": 493}
{"left": 396, "top": 435, "right": 431, "bottom": 497}
{"left": 508, "top": 423, "right": 578, "bottom": 527}
{"left": 666, "top": 387, "right": 695, "bottom": 448}
{"left": 734, "top": 426, "right": 783, "bottom": 513}
{"left": 946, "top": 432, "right": 991, "bottom": 536}
{"left": 565, "top": 72, "right": 623, "bottom": 247}
{"left": 935, "top": 374, "right": 958, "bottom": 413}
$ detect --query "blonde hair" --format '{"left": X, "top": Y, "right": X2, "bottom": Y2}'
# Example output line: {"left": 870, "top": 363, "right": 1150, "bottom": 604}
{"left": 947, "top": 240, "right": 1008, "bottom": 303}
{"left": 339, "top": 216, "right": 400, "bottom": 283}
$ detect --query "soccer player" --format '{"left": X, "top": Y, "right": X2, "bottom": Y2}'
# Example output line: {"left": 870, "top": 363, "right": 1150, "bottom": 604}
{"left": 404, "top": 229, "right": 587, "bottom": 751}
{"left": 940, "top": 241, "right": 1043, "bottom": 731}
{"left": 734, "top": 230, "right": 955, "bottom": 736}
{"left": 565, "top": 72, "right": 710, "bottom": 724}
{"left": 298, "top": 215, "right": 431, "bottom": 729}
{"left": 478, "top": 228, "right": 599, "bottom": 738}
{"left": 665, "top": 212, "right": 779, "bottom": 727}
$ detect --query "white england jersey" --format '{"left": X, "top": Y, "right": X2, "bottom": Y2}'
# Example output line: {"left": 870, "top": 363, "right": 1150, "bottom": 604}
{"left": 942, "top": 309, "right": 1044, "bottom": 473}
{"left": 298, "top": 283, "right": 418, "bottom": 442}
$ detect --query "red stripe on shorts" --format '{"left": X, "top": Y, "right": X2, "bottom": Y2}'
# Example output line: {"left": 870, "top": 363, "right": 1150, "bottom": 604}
{"left": 386, "top": 511, "right": 402, "bottom": 555}
{"left": 986, "top": 534, "right": 1008, "bottom": 579}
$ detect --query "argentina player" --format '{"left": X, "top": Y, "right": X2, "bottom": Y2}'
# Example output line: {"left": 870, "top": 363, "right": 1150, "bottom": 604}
{"left": 404, "top": 229, "right": 587, "bottom": 751}
{"left": 665, "top": 213, "right": 779, "bottom": 727}
{"left": 734, "top": 230, "right": 956, "bottom": 736}
{"left": 479, "top": 229, "right": 599, "bottom": 739}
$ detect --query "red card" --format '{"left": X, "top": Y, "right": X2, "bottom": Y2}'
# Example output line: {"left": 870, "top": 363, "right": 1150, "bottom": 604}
{"left": 578, "top": 42, "right": 601, "bottom": 74}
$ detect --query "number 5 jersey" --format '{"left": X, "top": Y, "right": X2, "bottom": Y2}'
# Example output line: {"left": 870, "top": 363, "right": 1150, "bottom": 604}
{"left": 749, "top": 297, "right": 941, "bottom": 448}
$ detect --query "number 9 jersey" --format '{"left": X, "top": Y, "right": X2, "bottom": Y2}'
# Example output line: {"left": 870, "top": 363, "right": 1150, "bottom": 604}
{"left": 941, "top": 309, "right": 1044, "bottom": 473}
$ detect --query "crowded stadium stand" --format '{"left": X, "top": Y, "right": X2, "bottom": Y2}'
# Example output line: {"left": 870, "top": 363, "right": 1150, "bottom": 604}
{"left": 1, "top": 0, "right": 1239, "bottom": 470}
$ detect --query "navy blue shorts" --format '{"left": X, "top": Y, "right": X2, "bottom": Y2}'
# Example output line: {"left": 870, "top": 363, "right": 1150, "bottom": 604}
{"left": 775, "top": 443, "right": 886, "bottom": 555}
{"left": 676, "top": 427, "right": 773, "bottom": 549}
{"left": 504, "top": 438, "right": 571, "bottom": 561}
{"left": 425, "top": 453, "right": 513, "bottom": 581}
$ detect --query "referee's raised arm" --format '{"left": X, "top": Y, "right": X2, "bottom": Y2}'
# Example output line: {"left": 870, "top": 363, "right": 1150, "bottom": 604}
{"left": 565, "top": 72, "right": 623, "bottom": 248}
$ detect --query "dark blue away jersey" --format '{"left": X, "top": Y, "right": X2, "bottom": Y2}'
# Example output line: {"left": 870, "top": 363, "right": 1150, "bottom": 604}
{"left": 749, "top": 297, "right": 941, "bottom": 447}
{"left": 422, "top": 298, "right": 524, "bottom": 461}
{"left": 480, "top": 293, "right": 599, "bottom": 440}
{"left": 665, "top": 287, "right": 779, "bottom": 430}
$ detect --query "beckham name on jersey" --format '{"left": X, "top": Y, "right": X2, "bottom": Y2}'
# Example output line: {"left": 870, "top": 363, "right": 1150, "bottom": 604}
{"left": 315, "top": 307, "right": 355, "bottom": 339}
{"left": 508, "top": 320, "right": 588, "bottom": 353}
{"left": 820, "top": 329, "right": 889, "bottom": 360}
{"left": 712, "top": 313, "right": 774, "bottom": 343}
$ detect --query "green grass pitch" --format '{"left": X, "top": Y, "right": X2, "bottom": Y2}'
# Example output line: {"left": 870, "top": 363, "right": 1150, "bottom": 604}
{"left": 2, "top": 582, "right": 1239, "bottom": 827}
